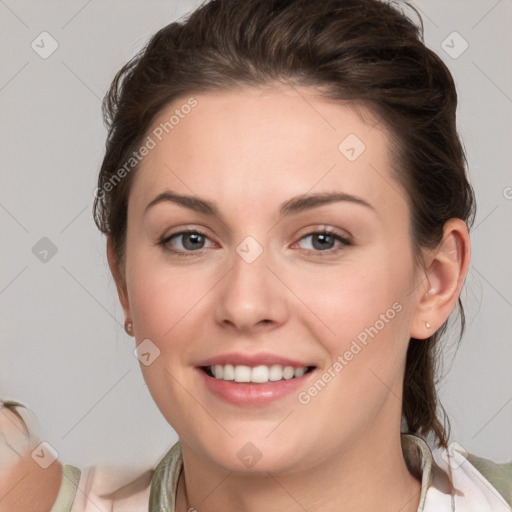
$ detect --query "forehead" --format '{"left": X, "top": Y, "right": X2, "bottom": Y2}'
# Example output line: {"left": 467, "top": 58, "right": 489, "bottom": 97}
{"left": 129, "top": 85, "right": 406, "bottom": 220}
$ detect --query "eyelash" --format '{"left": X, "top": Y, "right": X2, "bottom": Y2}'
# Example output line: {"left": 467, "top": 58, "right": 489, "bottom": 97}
{"left": 158, "top": 228, "right": 352, "bottom": 258}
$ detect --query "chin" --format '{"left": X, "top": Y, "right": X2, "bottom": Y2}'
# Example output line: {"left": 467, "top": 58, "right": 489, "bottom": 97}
{"left": 194, "top": 437, "right": 311, "bottom": 475}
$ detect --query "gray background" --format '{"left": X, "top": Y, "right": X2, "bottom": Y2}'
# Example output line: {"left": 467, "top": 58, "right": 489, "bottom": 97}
{"left": 1, "top": 0, "right": 511, "bottom": 472}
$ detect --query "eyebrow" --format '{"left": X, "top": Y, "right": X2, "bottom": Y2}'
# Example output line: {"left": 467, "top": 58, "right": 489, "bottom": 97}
{"left": 144, "top": 190, "right": 375, "bottom": 219}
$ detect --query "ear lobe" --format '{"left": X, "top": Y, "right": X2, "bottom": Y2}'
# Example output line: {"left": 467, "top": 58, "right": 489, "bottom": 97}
{"left": 106, "top": 236, "right": 131, "bottom": 318}
{"left": 410, "top": 219, "right": 471, "bottom": 339}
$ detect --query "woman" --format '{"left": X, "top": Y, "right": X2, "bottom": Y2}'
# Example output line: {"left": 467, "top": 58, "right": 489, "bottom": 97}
{"left": 1, "top": 0, "right": 511, "bottom": 510}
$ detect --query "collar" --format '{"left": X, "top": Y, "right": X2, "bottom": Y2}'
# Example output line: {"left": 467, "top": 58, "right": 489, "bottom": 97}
{"left": 401, "top": 433, "right": 438, "bottom": 510}
{"left": 148, "top": 434, "right": 510, "bottom": 512}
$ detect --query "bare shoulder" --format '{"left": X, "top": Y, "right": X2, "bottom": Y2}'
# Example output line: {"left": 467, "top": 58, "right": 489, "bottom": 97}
{"left": 0, "top": 400, "right": 63, "bottom": 512}
{"left": 1, "top": 401, "right": 156, "bottom": 512}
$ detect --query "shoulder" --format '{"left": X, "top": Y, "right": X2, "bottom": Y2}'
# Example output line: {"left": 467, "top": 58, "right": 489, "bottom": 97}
{"left": 61, "top": 464, "right": 154, "bottom": 512}
{"left": 0, "top": 400, "right": 63, "bottom": 512}
{"left": 431, "top": 441, "right": 512, "bottom": 511}
{"left": 464, "top": 451, "right": 512, "bottom": 507}
{"left": 0, "top": 400, "right": 155, "bottom": 512}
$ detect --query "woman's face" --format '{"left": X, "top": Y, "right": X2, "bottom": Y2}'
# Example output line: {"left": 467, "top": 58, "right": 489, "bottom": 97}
{"left": 118, "top": 84, "right": 427, "bottom": 473}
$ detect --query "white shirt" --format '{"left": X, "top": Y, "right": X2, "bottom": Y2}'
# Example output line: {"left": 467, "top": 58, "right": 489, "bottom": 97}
{"left": 47, "top": 434, "right": 512, "bottom": 511}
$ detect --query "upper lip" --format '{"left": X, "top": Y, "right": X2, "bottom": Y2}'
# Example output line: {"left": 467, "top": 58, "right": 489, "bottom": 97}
{"left": 196, "top": 352, "right": 315, "bottom": 368}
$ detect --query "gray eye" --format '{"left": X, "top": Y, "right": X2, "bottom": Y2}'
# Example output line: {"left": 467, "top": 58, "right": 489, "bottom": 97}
{"left": 170, "top": 232, "right": 208, "bottom": 251}
{"left": 297, "top": 231, "right": 349, "bottom": 252}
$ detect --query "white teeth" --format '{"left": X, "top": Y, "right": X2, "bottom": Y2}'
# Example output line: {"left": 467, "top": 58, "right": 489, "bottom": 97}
{"left": 208, "top": 364, "right": 309, "bottom": 383}
{"left": 213, "top": 365, "right": 223, "bottom": 379}
{"left": 283, "top": 366, "right": 295, "bottom": 380}
{"left": 234, "top": 365, "right": 251, "bottom": 382}
{"left": 223, "top": 364, "right": 235, "bottom": 380}
{"left": 251, "top": 365, "right": 269, "bottom": 383}
{"left": 294, "top": 367, "right": 306, "bottom": 378}
{"left": 268, "top": 364, "right": 283, "bottom": 381}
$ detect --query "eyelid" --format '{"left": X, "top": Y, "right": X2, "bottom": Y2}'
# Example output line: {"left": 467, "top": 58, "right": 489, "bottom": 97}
{"left": 295, "top": 225, "right": 352, "bottom": 243}
{"left": 159, "top": 225, "right": 352, "bottom": 257}
{"left": 292, "top": 227, "right": 352, "bottom": 255}
{"left": 159, "top": 227, "right": 214, "bottom": 249}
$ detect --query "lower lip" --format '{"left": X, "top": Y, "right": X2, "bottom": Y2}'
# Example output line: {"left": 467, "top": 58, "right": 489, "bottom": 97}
{"left": 196, "top": 367, "right": 315, "bottom": 406}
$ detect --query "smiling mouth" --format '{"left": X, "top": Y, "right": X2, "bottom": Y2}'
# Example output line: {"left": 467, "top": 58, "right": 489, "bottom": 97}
{"left": 201, "top": 364, "right": 316, "bottom": 384}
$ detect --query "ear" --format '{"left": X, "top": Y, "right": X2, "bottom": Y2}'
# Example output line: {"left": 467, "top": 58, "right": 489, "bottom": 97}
{"left": 106, "top": 235, "right": 131, "bottom": 321}
{"left": 410, "top": 218, "right": 471, "bottom": 339}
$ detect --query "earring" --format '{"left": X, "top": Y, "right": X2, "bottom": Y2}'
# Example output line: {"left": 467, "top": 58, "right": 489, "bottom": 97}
{"left": 425, "top": 322, "right": 431, "bottom": 329}
{"left": 124, "top": 320, "right": 134, "bottom": 335}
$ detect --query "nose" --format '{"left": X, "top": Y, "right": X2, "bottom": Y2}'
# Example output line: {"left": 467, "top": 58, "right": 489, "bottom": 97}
{"left": 214, "top": 244, "right": 290, "bottom": 334}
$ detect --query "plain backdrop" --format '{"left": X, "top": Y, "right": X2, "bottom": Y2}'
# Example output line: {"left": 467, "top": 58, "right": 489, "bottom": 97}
{"left": 1, "top": 0, "right": 511, "bottom": 472}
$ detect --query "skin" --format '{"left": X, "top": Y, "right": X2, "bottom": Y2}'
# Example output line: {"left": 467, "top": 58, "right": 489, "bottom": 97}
{"left": 0, "top": 406, "right": 62, "bottom": 512}
{"left": 108, "top": 84, "right": 470, "bottom": 512}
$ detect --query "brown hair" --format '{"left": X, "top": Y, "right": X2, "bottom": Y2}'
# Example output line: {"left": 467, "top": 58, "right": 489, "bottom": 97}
{"left": 93, "top": 0, "right": 476, "bottom": 448}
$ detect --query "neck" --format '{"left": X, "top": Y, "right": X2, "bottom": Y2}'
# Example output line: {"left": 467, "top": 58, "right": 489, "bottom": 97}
{"left": 175, "top": 428, "right": 422, "bottom": 512}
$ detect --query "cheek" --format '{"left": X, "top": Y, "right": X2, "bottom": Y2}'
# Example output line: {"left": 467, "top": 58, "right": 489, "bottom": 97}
{"left": 294, "top": 250, "right": 416, "bottom": 387}
{"left": 125, "top": 259, "right": 202, "bottom": 422}
{"left": 126, "top": 247, "right": 204, "bottom": 341}
{"left": 295, "top": 259, "right": 411, "bottom": 338}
